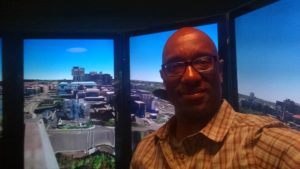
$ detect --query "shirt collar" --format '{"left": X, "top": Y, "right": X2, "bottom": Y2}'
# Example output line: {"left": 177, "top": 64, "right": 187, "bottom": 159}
{"left": 200, "top": 100, "right": 235, "bottom": 142}
{"left": 155, "top": 99, "right": 235, "bottom": 143}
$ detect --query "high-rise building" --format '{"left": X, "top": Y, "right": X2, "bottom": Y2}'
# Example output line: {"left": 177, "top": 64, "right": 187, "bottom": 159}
{"left": 134, "top": 101, "right": 145, "bottom": 118}
{"left": 85, "top": 72, "right": 102, "bottom": 84}
{"left": 72, "top": 67, "right": 112, "bottom": 85}
{"left": 72, "top": 66, "right": 85, "bottom": 81}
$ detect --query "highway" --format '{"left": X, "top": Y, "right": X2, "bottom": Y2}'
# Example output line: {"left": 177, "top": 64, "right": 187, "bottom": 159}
{"left": 24, "top": 85, "right": 51, "bottom": 119}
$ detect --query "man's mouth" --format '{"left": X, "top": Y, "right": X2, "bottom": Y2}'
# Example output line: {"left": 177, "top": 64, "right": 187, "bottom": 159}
{"left": 180, "top": 90, "right": 206, "bottom": 101}
{"left": 179, "top": 88, "right": 205, "bottom": 95}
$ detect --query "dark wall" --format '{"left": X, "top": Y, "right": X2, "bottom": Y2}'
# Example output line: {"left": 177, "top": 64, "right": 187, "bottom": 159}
{"left": 0, "top": 0, "right": 253, "bottom": 34}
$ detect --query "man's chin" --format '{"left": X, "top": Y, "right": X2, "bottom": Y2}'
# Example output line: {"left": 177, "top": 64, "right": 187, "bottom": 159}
{"left": 177, "top": 104, "right": 211, "bottom": 119}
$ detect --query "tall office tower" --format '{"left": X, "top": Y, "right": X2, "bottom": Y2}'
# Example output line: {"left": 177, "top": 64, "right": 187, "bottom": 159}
{"left": 134, "top": 101, "right": 146, "bottom": 118}
{"left": 72, "top": 66, "right": 85, "bottom": 81}
{"left": 151, "top": 97, "right": 159, "bottom": 112}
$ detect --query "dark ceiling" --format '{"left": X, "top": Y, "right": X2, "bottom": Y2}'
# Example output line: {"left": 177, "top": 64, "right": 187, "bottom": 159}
{"left": 0, "top": 0, "right": 272, "bottom": 33}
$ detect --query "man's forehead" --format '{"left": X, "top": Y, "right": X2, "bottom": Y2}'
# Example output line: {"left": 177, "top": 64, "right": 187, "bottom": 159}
{"left": 174, "top": 33, "right": 199, "bottom": 43}
{"left": 167, "top": 27, "right": 212, "bottom": 43}
{"left": 163, "top": 29, "right": 217, "bottom": 63}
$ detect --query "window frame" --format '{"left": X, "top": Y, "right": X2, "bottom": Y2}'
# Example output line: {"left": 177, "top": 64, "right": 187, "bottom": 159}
{"left": 229, "top": 0, "right": 278, "bottom": 111}
{"left": 1, "top": 32, "right": 129, "bottom": 169}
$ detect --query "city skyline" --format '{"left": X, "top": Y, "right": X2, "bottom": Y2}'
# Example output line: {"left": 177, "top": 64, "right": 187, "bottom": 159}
{"left": 24, "top": 66, "right": 114, "bottom": 81}
{"left": 24, "top": 39, "right": 114, "bottom": 80}
{"left": 132, "top": 79, "right": 300, "bottom": 105}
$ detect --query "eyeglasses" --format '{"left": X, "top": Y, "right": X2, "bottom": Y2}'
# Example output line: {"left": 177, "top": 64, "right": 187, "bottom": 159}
{"left": 162, "top": 56, "right": 216, "bottom": 77}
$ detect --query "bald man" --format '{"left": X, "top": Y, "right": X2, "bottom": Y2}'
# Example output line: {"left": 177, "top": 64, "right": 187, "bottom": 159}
{"left": 130, "top": 27, "right": 300, "bottom": 169}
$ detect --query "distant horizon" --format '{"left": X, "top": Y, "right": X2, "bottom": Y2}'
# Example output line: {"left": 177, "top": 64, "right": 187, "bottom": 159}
{"left": 238, "top": 92, "right": 300, "bottom": 105}
{"left": 24, "top": 78, "right": 114, "bottom": 81}
{"left": 24, "top": 69, "right": 114, "bottom": 81}
{"left": 130, "top": 79, "right": 300, "bottom": 104}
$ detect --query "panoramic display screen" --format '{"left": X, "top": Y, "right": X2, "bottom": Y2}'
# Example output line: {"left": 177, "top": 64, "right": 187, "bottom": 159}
{"left": 24, "top": 39, "right": 115, "bottom": 168}
{"left": 236, "top": 0, "right": 300, "bottom": 130}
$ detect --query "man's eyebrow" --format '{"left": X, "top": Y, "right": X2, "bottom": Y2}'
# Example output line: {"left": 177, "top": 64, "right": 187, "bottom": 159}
{"left": 164, "top": 52, "right": 217, "bottom": 64}
{"left": 164, "top": 55, "right": 184, "bottom": 64}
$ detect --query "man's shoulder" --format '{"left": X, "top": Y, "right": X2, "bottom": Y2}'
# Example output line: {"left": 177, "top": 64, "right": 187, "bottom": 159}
{"left": 233, "top": 111, "right": 284, "bottom": 128}
{"left": 134, "top": 122, "right": 170, "bottom": 152}
{"left": 140, "top": 121, "right": 168, "bottom": 139}
{"left": 137, "top": 130, "right": 158, "bottom": 145}
{"left": 233, "top": 113, "right": 300, "bottom": 168}
{"left": 132, "top": 126, "right": 165, "bottom": 163}
{"left": 232, "top": 111, "right": 300, "bottom": 142}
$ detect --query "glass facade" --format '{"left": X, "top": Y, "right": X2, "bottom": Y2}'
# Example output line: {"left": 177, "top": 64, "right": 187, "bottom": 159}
{"left": 24, "top": 39, "right": 115, "bottom": 168}
{"left": 130, "top": 24, "right": 218, "bottom": 150}
{"left": 236, "top": 0, "right": 300, "bottom": 130}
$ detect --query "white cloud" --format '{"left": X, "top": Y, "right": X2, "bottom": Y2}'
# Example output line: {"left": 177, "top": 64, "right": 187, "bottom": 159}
{"left": 66, "top": 47, "right": 87, "bottom": 53}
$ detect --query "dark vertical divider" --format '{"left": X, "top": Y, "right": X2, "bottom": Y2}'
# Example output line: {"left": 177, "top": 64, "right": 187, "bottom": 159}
{"left": 2, "top": 34, "right": 24, "bottom": 169}
{"left": 218, "top": 14, "right": 239, "bottom": 111}
{"left": 114, "top": 34, "right": 132, "bottom": 169}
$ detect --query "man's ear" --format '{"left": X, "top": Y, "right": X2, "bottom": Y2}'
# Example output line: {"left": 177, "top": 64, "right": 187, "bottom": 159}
{"left": 160, "top": 69, "right": 166, "bottom": 86}
{"left": 218, "top": 59, "right": 224, "bottom": 83}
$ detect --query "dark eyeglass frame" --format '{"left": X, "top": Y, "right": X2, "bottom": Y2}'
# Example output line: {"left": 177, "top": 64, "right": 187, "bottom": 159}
{"left": 161, "top": 55, "right": 217, "bottom": 77}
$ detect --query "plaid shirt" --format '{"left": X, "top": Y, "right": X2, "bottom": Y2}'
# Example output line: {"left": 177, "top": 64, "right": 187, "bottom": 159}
{"left": 131, "top": 100, "right": 300, "bottom": 169}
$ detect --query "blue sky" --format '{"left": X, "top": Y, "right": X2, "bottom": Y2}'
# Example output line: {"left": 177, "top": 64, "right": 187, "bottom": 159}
{"left": 24, "top": 39, "right": 114, "bottom": 80}
{"left": 130, "top": 24, "right": 218, "bottom": 82}
{"left": 236, "top": 0, "right": 300, "bottom": 103}
{"left": 21, "top": 0, "right": 300, "bottom": 104}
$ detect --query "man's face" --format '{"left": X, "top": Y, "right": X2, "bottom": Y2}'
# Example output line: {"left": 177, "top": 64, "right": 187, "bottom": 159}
{"left": 160, "top": 28, "right": 223, "bottom": 120}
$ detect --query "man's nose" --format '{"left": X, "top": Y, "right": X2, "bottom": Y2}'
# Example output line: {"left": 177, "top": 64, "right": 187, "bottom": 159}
{"left": 181, "top": 65, "right": 202, "bottom": 84}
